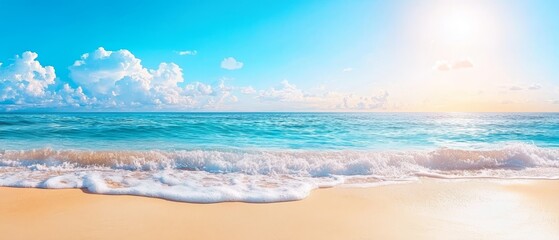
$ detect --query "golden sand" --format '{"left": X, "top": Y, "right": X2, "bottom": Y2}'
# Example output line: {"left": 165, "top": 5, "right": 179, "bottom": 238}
{"left": 1, "top": 179, "right": 558, "bottom": 240}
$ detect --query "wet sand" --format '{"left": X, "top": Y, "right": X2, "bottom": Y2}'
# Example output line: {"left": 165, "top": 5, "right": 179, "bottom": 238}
{"left": 1, "top": 179, "right": 558, "bottom": 240}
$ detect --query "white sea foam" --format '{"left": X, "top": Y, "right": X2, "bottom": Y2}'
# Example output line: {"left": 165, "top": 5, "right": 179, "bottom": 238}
{"left": 0, "top": 143, "right": 558, "bottom": 202}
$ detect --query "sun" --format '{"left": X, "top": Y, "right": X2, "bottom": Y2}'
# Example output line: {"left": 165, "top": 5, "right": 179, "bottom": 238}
{"left": 440, "top": 8, "right": 480, "bottom": 44}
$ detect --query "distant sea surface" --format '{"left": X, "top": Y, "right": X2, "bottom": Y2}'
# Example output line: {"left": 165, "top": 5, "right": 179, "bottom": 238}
{"left": 1, "top": 113, "right": 558, "bottom": 202}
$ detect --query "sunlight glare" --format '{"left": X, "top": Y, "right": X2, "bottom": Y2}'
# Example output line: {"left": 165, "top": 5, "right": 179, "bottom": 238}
{"left": 440, "top": 8, "right": 480, "bottom": 44}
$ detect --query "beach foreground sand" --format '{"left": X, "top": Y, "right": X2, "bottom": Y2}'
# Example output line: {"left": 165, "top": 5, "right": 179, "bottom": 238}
{"left": 1, "top": 179, "right": 558, "bottom": 240}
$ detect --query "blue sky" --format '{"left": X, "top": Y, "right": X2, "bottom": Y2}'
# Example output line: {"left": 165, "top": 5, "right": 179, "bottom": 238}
{"left": 0, "top": 0, "right": 558, "bottom": 111}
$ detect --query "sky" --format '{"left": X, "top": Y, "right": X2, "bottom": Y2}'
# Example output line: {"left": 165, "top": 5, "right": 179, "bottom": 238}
{"left": 0, "top": 0, "right": 558, "bottom": 112}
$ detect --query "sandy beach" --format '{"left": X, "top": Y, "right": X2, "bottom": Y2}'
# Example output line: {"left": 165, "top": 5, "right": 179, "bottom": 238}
{"left": 1, "top": 179, "right": 558, "bottom": 240}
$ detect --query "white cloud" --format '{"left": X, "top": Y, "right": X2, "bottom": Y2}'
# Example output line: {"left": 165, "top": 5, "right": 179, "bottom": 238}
{"left": 341, "top": 91, "right": 389, "bottom": 110}
{"left": 1, "top": 49, "right": 388, "bottom": 111}
{"left": 342, "top": 67, "right": 353, "bottom": 72}
{"left": 433, "top": 60, "right": 451, "bottom": 71}
{"left": 221, "top": 57, "right": 243, "bottom": 70}
{"left": 528, "top": 84, "right": 541, "bottom": 90}
{"left": 450, "top": 59, "right": 473, "bottom": 69}
{"left": 66, "top": 47, "right": 238, "bottom": 109}
{"left": 509, "top": 86, "right": 523, "bottom": 91}
{"left": 240, "top": 86, "right": 256, "bottom": 94}
{"left": 186, "top": 82, "right": 213, "bottom": 96}
{"left": 70, "top": 47, "right": 151, "bottom": 97}
{"left": 503, "top": 83, "right": 542, "bottom": 92}
{"left": 258, "top": 80, "right": 305, "bottom": 102}
{"left": 178, "top": 50, "right": 197, "bottom": 56}
{"left": 0, "top": 51, "right": 56, "bottom": 106}
{"left": 258, "top": 80, "right": 389, "bottom": 110}
{"left": 433, "top": 59, "right": 473, "bottom": 71}
{"left": 58, "top": 84, "right": 89, "bottom": 107}
{"left": 183, "top": 80, "right": 237, "bottom": 108}
{"left": 0, "top": 51, "right": 92, "bottom": 111}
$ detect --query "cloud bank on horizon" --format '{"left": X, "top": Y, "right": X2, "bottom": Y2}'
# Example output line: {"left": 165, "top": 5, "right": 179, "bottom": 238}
{"left": 0, "top": 48, "right": 389, "bottom": 111}
{"left": 432, "top": 59, "right": 473, "bottom": 71}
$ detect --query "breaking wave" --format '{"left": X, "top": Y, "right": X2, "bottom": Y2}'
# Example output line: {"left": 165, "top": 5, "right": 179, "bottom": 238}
{"left": 1, "top": 143, "right": 558, "bottom": 202}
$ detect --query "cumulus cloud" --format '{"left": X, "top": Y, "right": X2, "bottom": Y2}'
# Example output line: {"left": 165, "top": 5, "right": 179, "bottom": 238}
{"left": 240, "top": 86, "right": 256, "bottom": 94}
{"left": 0, "top": 51, "right": 55, "bottom": 97}
{"left": 258, "top": 80, "right": 305, "bottom": 102}
{"left": 341, "top": 91, "right": 389, "bottom": 109}
{"left": 0, "top": 51, "right": 56, "bottom": 107}
{"left": 433, "top": 59, "right": 473, "bottom": 71}
{"left": 68, "top": 47, "right": 237, "bottom": 109}
{"left": 433, "top": 60, "right": 451, "bottom": 71}
{"left": 183, "top": 80, "right": 237, "bottom": 108}
{"left": 221, "top": 57, "right": 243, "bottom": 70}
{"left": 58, "top": 84, "right": 89, "bottom": 107}
{"left": 0, "top": 48, "right": 240, "bottom": 111}
{"left": 258, "top": 80, "right": 389, "bottom": 110}
{"left": 1, "top": 49, "right": 388, "bottom": 111}
{"left": 0, "top": 51, "right": 92, "bottom": 110}
{"left": 70, "top": 48, "right": 152, "bottom": 97}
{"left": 503, "top": 83, "right": 542, "bottom": 92}
{"left": 178, "top": 50, "right": 197, "bottom": 56}
{"left": 528, "top": 84, "right": 541, "bottom": 90}
{"left": 450, "top": 59, "right": 473, "bottom": 69}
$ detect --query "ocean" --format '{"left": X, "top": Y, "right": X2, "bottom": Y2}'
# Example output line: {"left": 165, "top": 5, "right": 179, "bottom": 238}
{"left": 1, "top": 112, "right": 558, "bottom": 202}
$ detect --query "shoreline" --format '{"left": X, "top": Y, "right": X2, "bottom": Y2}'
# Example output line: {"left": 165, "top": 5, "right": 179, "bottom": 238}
{"left": 2, "top": 179, "right": 559, "bottom": 240}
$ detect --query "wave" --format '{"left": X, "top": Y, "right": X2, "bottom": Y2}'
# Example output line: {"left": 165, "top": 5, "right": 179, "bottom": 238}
{"left": 1, "top": 143, "right": 558, "bottom": 202}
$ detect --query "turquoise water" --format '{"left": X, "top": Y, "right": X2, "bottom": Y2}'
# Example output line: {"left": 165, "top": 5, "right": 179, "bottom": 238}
{"left": 1, "top": 112, "right": 558, "bottom": 202}
{"left": 1, "top": 112, "right": 558, "bottom": 150}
